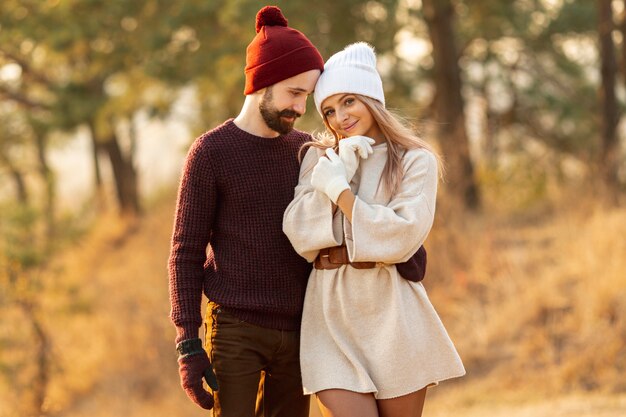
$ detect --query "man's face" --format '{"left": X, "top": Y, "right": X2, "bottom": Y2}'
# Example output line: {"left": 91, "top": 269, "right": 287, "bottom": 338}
{"left": 259, "top": 87, "right": 300, "bottom": 135}
{"left": 259, "top": 69, "right": 320, "bottom": 135}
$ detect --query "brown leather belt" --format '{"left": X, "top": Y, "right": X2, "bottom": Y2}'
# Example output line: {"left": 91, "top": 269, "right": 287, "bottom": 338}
{"left": 313, "top": 245, "right": 378, "bottom": 270}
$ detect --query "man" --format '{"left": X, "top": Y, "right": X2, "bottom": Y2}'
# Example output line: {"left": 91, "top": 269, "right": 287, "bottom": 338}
{"left": 168, "top": 6, "right": 324, "bottom": 417}
{"left": 169, "top": 6, "right": 428, "bottom": 417}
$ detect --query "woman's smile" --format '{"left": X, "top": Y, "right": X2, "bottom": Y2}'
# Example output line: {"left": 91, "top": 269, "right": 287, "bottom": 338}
{"left": 342, "top": 120, "right": 358, "bottom": 133}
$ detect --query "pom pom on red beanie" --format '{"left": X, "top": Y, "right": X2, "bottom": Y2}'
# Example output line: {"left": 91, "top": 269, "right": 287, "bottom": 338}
{"left": 255, "top": 6, "right": 288, "bottom": 33}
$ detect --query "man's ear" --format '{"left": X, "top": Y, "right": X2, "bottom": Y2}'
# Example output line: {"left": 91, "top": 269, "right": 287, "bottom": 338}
{"left": 245, "top": 88, "right": 266, "bottom": 105}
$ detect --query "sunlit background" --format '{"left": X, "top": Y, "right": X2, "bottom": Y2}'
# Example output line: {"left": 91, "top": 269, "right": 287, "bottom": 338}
{"left": 1, "top": 1, "right": 625, "bottom": 416}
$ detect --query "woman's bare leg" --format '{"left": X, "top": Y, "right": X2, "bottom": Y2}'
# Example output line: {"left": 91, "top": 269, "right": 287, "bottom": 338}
{"left": 377, "top": 387, "right": 427, "bottom": 417}
{"left": 316, "top": 389, "right": 379, "bottom": 417}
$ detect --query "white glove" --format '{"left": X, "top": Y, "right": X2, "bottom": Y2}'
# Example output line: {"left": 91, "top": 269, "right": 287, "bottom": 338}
{"left": 311, "top": 148, "right": 351, "bottom": 203}
{"left": 338, "top": 135, "right": 375, "bottom": 182}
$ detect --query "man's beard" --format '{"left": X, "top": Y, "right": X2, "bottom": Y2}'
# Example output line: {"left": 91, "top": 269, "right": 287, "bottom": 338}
{"left": 259, "top": 87, "right": 301, "bottom": 135}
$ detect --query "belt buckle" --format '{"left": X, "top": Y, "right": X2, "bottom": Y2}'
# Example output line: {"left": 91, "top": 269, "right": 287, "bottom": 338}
{"left": 315, "top": 253, "right": 334, "bottom": 270}
{"left": 328, "top": 246, "right": 347, "bottom": 264}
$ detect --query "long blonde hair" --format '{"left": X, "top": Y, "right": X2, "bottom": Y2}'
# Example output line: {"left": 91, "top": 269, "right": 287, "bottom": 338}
{"left": 301, "top": 94, "right": 443, "bottom": 197}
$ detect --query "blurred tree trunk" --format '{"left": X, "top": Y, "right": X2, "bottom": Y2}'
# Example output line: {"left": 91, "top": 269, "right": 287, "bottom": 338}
{"left": 87, "top": 120, "right": 107, "bottom": 211}
{"left": 18, "top": 300, "right": 50, "bottom": 417}
{"left": 88, "top": 121, "right": 141, "bottom": 217}
{"left": 0, "top": 151, "right": 29, "bottom": 204}
{"left": 422, "top": 0, "right": 480, "bottom": 210}
{"left": 621, "top": 0, "right": 626, "bottom": 76}
{"left": 33, "top": 132, "right": 56, "bottom": 240}
{"left": 101, "top": 132, "right": 141, "bottom": 217}
{"left": 597, "top": 0, "right": 620, "bottom": 198}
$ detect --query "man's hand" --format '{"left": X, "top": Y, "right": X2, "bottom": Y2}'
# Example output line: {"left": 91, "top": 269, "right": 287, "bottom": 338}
{"left": 311, "top": 148, "right": 351, "bottom": 203}
{"left": 338, "top": 135, "right": 375, "bottom": 181}
{"left": 178, "top": 349, "right": 217, "bottom": 409}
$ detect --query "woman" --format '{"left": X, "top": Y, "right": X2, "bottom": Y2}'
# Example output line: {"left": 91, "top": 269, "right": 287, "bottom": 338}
{"left": 283, "top": 43, "right": 465, "bottom": 417}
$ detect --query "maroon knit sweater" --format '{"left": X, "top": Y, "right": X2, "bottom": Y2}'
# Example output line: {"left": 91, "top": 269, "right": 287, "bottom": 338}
{"left": 168, "top": 119, "right": 312, "bottom": 342}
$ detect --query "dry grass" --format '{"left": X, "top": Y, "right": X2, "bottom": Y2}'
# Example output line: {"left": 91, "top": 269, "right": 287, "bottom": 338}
{"left": 425, "top": 190, "right": 626, "bottom": 402}
{"left": 423, "top": 391, "right": 626, "bottom": 417}
{"left": 2, "top": 185, "right": 625, "bottom": 416}
{"left": 8, "top": 200, "right": 200, "bottom": 417}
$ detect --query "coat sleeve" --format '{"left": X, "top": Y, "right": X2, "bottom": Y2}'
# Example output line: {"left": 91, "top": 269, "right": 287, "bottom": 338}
{"left": 283, "top": 146, "right": 343, "bottom": 263}
{"left": 345, "top": 149, "right": 438, "bottom": 264}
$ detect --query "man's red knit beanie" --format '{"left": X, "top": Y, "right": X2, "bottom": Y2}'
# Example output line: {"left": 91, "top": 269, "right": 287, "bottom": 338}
{"left": 244, "top": 6, "right": 324, "bottom": 95}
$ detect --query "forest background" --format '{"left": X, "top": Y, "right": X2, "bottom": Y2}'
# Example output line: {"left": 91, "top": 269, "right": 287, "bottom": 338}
{"left": 1, "top": 0, "right": 625, "bottom": 416}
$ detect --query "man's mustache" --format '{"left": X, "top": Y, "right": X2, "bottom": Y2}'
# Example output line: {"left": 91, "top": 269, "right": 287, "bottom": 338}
{"left": 279, "top": 109, "right": 301, "bottom": 119}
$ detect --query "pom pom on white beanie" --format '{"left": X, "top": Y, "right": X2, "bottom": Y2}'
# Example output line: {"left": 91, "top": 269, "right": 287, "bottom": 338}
{"left": 314, "top": 42, "right": 385, "bottom": 116}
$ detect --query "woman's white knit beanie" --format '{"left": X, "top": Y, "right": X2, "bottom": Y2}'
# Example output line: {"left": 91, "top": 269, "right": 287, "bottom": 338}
{"left": 314, "top": 42, "right": 385, "bottom": 116}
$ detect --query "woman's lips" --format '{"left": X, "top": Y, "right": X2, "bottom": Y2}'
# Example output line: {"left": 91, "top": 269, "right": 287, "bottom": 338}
{"left": 343, "top": 120, "right": 358, "bottom": 132}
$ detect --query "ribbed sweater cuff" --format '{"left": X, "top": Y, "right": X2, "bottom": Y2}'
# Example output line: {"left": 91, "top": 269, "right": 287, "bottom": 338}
{"left": 175, "top": 323, "right": 201, "bottom": 344}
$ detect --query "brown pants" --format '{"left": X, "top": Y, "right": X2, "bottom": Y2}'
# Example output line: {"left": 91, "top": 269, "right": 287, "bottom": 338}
{"left": 205, "top": 302, "right": 309, "bottom": 417}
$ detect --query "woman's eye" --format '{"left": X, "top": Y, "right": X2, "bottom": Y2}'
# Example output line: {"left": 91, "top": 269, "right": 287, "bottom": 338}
{"left": 324, "top": 109, "right": 335, "bottom": 117}
{"left": 345, "top": 98, "right": 354, "bottom": 105}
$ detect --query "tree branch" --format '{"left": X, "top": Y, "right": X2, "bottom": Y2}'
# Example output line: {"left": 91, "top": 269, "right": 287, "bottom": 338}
{"left": 0, "top": 49, "right": 54, "bottom": 88}
{"left": 0, "top": 85, "right": 50, "bottom": 110}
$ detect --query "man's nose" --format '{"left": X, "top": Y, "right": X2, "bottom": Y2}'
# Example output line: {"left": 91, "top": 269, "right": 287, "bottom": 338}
{"left": 293, "top": 98, "right": 307, "bottom": 115}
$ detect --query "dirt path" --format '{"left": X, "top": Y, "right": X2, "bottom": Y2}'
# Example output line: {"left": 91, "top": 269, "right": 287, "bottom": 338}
{"left": 306, "top": 392, "right": 626, "bottom": 417}
{"left": 424, "top": 393, "right": 626, "bottom": 417}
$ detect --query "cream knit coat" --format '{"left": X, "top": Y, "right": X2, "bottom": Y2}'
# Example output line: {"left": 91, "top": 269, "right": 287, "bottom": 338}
{"left": 283, "top": 144, "right": 465, "bottom": 399}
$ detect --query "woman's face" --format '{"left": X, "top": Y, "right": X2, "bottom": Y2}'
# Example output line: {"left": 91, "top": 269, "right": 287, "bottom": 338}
{"left": 321, "top": 94, "right": 383, "bottom": 142}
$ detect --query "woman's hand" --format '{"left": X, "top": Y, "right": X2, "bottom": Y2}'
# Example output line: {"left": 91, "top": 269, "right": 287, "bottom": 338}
{"left": 338, "top": 135, "right": 375, "bottom": 181}
{"left": 311, "top": 148, "right": 350, "bottom": 203}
